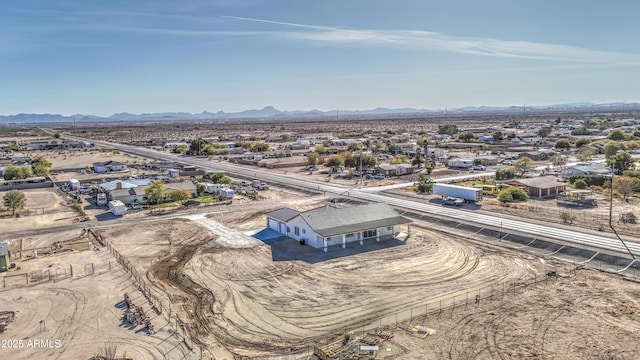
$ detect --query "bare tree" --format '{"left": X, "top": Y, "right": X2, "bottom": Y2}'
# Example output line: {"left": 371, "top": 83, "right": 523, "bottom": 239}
{"left": 613, "top": 176, "right": 640, "bottom": 201}
{"left": 514, "top": 157, "right": 534, "bottom": 177}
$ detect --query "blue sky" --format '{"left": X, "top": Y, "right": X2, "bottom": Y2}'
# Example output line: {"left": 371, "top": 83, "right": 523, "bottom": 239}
{"left": 2, "top": 0, "right": 640, "bottom": 116}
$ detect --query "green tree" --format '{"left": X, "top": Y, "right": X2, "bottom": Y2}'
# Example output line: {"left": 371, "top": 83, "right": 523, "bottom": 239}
{"left": 173, "top": 144, "right": 188, "bottom": 154}
{"left": 169, "top": 189, "right": 191, "bottom": 202}
{"left": 207, "top": 172, "right": 232, "bottom": 184}
{"left": 314, "top": 144, "right": 327, "bottom": 154}
{"left": 390, "top": 155, "right": 408, "bottom": 164}
{"left": 576, "top": 150, "right": 594, "bottom": 162}
{"left": 189, "top": 138, "right": 209, "bottom": 155}
{"left": 613, "top": 176, "right": 640, "bottom": 200}
{"left": 53, "top": 132, "right": 61, "bottom": 139}
{"left": 415, "top": 175, "right": 433, "bottom": 193}
{"left": 196, "top": 183, "right": 206, "bottom": 195}
{"left": 575, "top": 138, "right": 591, "bottom": 148}
{"left": 144, "top": 180, "right": 166, "bottom": 205}
{"left": 323, "top": 155, "right": 343, "bottom": 168}
{"left": 362, "top": 139, "right": 371, "bottom": 150}
{"left": 412, "top": 148, "right": 423, "bottom": 168}
{"left": 537, "top": 127, "right": 551, "bottom": 138}
{"left": 438, "top": 124, "right": 458, "bottom": 135}
{"left": 571, "top": 127, "right": 592, "bottom": 136}
{"left": 495, "top": 167, "right": 516, "bottom": 180}
{"left": 307, "top": 152, "right": 318, "bottom": 166}
{"left": 344, "top": 153, "right": 377, "bottom": 169}
{"left": 493, "top": 131, "right": 504, "bottom": 141}
{"left": 607, "top": 152, "right": 635, "bottom": 174}
{"left": 553, "top": 139, "right": 571, "bottom": 151}
{"left": 3, "top": 189, "right": 26, "bottom": 216}
{"left": 624, "top": 141, "right": 640, "bottom": 152}
{"left": 70, "top": 202, "right": 85, "bottom": 216}
{"left": 458, "top": 131, "right": 475, "bottom": 142}
{"left": 514, "top": 157, "right": 535, "bottom": 177}
{"left": 550, "top": 154, "right": 567, "bottom": 169}
{"left": 30, "top": 156, "right": 52, "bottom": 177}
{"left": 623, "top": 170, "right": 640, "bottom": 179}
{"left": 4, "top": 166, "right": 33, "bottom": 180}
{"left": 604, "top": 141, "right": 625, "bottom": 159}
{"left": 347, "top": 142, "right": 362, "bottom": 152}
{"left": 606, "top": 129, "right": 626, "bottom": 141}
{"left": 574, "top": 179, "right": 588, "bottom": 189}
{"left": 498, "top": 187, "right": 529, "bottom": 203}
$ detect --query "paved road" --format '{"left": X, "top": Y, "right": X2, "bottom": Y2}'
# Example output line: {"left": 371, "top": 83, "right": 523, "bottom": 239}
{"left": 62, "top": 135, "right": 639, "bottom": 258}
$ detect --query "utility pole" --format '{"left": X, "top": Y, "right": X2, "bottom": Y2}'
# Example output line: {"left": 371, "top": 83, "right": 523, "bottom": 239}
{"left": 609, "top": 167, "right": 636, "bottom": 259}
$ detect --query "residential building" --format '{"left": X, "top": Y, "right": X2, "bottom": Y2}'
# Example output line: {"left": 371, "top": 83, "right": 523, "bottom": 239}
{"left": 265, "top": 203, "right": 412, "bottom": 252}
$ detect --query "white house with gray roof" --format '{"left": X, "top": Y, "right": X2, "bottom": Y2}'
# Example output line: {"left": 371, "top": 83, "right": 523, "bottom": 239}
{"left": 265, "top": 203, "right": 411, "bottom": 252}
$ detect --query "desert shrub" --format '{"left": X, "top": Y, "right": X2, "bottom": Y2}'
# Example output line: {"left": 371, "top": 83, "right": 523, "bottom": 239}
{"left": 574, "top": 179, "right": 588, "bottom": 189}
{"left": 498, "top": 187, "right": 528, "bottom": 203}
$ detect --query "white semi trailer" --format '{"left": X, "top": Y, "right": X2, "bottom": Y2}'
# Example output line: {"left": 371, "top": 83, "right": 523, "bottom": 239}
{"left": 433, "top": 183, "right": 483, "bottom": 203}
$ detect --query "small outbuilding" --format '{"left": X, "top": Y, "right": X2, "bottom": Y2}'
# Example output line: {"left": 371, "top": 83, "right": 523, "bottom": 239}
{"left": 67, "top": 179, "right": 80, "bottom": 191}
{"left": 0, "top": 242, "right": 9, "bottom": 272}
{"left": 108, "top": 200, "right": 127, "bottom": 216}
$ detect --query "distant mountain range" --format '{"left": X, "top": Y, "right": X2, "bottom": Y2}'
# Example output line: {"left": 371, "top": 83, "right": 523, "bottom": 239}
{"left": 1, "top": 102, "right": 638, "bottom": 124}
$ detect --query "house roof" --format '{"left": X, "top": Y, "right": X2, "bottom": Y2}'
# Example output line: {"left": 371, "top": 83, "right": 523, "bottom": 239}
{"left": 110, "top": 186, "right": 146, "bottom": 198}
{"left": 265, "top": 207, "right": 301, "bottom": 222}
{"left": 378, "top": 165, "right": 397, "bottom": 171}
{"left": 166, "top": 181, "right": 196, "bottom": 191}
{"left": 93, "top": 160, "right": 125, "bottom": 167}
{"left": 99, "top": 180, "right": 137, "bottom": 192}
{"left": 565, "top": 163, "right": 612, "bottom": 176}
{"left": 298, "top": 203, "right": 411, "bottom": 238}
{"left": 505, "top": 175, "right": 567, "bottom": 189}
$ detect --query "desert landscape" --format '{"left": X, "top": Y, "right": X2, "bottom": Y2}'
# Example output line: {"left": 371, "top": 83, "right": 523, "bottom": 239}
{"left": 1, "top": 181, "right": 639, "bottom": 359}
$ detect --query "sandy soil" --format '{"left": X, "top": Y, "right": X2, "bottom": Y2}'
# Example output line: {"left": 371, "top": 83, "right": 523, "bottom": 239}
{"left": 16, "top": 148, "right": 147, "bottom": 170}
{"left": 2, "top": 178, "right": 639, "bottom": 359}
{"left": 392, "top": 268, "right": 640, "bottom": 360}
{"left": 0, "top": 189, "right": 79, "bottom": 233}
{"left": 0, "top": 235, "right": 193, "bottom": 360}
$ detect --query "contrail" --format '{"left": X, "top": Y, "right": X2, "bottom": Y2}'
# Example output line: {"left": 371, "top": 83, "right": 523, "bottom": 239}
{"left": 222, "top": 15, "right": 399, "bottom": 42}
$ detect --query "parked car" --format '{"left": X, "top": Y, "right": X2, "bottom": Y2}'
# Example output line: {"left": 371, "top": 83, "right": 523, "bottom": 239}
{"left": 472, "top": 165, "right": 486, "bottom": 171}
{"left": 182, "top": 200, "right": 201, "bottom": 207}
{"left": 129, "top": 203, "right": 141, "bottom": 209}
{"left": 373, "top": 174, "right": 385, "bottom": 180}
{"left": 442, "top": 197, "right": 462, "bottom": 206}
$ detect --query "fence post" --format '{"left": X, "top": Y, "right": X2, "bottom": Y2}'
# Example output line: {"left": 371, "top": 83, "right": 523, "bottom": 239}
{"left": 91, "top": 263, "right": 94, "bottom": 275}
{"left": 3, "top": 276, "right": 5, "bottom": 288}
{"left": 70, "top": 264, "right": 73, "bottom": 277}
{"left": 25, "top": 273, "right": 29, "bottom": 284}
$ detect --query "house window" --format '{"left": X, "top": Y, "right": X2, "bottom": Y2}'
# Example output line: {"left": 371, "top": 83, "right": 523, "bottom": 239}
{"left": 363, "top": 230, "right": 376, "bottom": 238}
{"left": 294, "top": 226, "right": 300, "bottom": 236}
{"left": 302, "top": 229, "right": 306, "bottom": 234}
{"left": 287, "top": 227, "right": 290, "bottom": 232}
{"left": 387, "top": 226, "right": 392, "bottom": 231}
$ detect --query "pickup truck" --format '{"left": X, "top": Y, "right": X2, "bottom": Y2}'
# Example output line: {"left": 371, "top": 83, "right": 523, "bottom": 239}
{"left": 442, "top": 197, "right": 462, "bottom": 206}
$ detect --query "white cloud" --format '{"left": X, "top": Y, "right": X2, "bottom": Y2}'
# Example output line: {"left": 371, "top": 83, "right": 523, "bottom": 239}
{"left": 225, "top": 16, "right": 640, "bottom": 65}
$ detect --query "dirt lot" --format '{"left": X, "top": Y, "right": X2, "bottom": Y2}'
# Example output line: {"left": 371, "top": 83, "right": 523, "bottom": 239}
{"left": 2, "top": 119, "right": 640, "bottom": 360}
{"left": 84, "top": 189, "right": 640, "bottom": 359}
{"left": 0, "top": 188, "right": 79, "bottom": 233}
{"left": 0, "top": 232, "right": 193, "bottom": 360}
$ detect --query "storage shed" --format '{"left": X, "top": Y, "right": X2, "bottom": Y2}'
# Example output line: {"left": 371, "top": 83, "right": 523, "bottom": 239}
{"left": 0, "top": 242, "right": 9, "bottom": 273}
{"left": 108, "top": 200, "right": 127, "bottom": 216}
{"left": 67, "top": 179, "right": 80, "bottom": 190}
